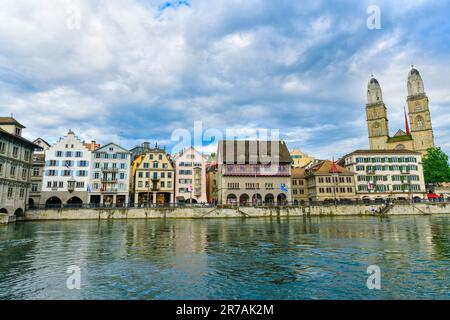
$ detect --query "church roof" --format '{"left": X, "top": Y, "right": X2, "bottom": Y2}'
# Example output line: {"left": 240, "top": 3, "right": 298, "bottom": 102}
{"left": 410, "top": 68, "right": 420, "bottom": 76}
{"left": 394, "top": 129, "right": 407, "bottom": 137}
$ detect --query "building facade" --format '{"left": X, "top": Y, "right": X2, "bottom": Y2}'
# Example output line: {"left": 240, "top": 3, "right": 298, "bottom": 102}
{"left": 339, "top": 150, "right": 426, "bottom": 201}
{"left": 0, "top": 117, "right": 37, "bottom": 221}
{"left": 206, "top": 163, "right": 218, "bottom": 204}
{"left": 131, "top": 145, "right": 175, "bottom": 205}
{"left": 290, "top": 149, "right": 314, "bottom": 168}
{"left": 29, "top": 138, "right": 51, "bottom": 207}
{"left": 217, "top": 140, "right": 292, "bottom": 205}
{"left": 366, "top": 67, "right": 435, "bottom": 155}
{"left": 172, "top": 147, "right": 207, "bottom": 204}
{"left": 293, "top": 160, "right": 357, "bottom": 203}
{"left": 90, "top": 143, "right": 131, "bottom": 206}
{"left": 41, "top": 130, "right": 92, "bottom": 207}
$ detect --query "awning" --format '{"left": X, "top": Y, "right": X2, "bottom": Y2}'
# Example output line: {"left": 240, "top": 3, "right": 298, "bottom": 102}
{"left": 427, "top": 193, "right": 439, "bottom": 199}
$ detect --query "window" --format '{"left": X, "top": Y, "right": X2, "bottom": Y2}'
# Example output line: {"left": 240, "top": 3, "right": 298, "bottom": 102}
{"left": 7, "top": 187, "right": 13, "bottom": 198}
{"left": 0, "top": 163, "right": 3, "bottom": 176}
{"left": 416, "top": 116, "right": 424, "bottom": 129}
{"left": 19, "top": 188, "right": 25, "bottom": 199}
{"left": 120, "top": 163, "right": 126, "bottom": 169}
{"left": 227, "top": 183, "right": 239, "bottom": 190}
{"left": 22, "top": 168, "right": 27, "bottom": 179}
{"left": 47, "top": 181, "right": 52, "bottom": 188}
{"left": 159, "top": 154, "right": 163, "bottom": 160}
{"left": 161, "top": 181, "right": 165, "bottom": 188}
{"left": 161, "top": 172, "right": 165, "bottom": 178}
{"left": 138, "top": 172, "right": 143, "bottom": 178}
{"left": 59, "top": 181, "right": 64, "bottom": 188}
{"left": 31, "top": 184, "right": 38, "bottom": 192}
{"left": 56, "top": 151, "right": 63, "bottom": 157}
{"left": 63, "top": 170, "right": 71, "bottom": 176}
{"left": 95, "top": 162, "right": 100, "bottom": 169}
{"left": 76, "top": 182, "right": 85, "bottom": 188}
{"left": 94, "top": 172, "right": 100, "bottom": 179}
{"left": 153, "top": 162, "right": 158, "bottom": 169}
{"left": 0, "top": 141, "right": 5, "bottom": 153}
{"left": 10, "top": 166, "right": 16, "bottom": 177}
{"left": 78, "top": 170, "right": 87, "bottom": 177}
{"left": 66, "top": 151, "right": 72, "bottom": 157}
{"left": 75, "top": 151, "right": 82, "bottom": 157}
{"left": 12, "top": 146, "right": 19, "bottom": 157}
{"left": 79, "top": 160, "right": 88, "bottom": 167}
{"left": 24, "top": 150, "right": 30, "bottom": 161}
{"left": 168, "top": 172, "right": 172, "bottom": 178}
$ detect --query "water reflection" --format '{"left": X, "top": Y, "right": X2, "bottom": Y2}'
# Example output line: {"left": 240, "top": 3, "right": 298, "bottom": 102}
{"left": 0, "top": 215, "right": 449, "bottom": 300}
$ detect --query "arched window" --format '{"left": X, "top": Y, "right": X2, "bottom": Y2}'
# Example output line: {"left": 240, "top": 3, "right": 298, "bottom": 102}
{"left": 416, "top": 116, "right": 424, "bottom": 130}
{"left": 415, "top": 103, "right": 421, "bottom": 112}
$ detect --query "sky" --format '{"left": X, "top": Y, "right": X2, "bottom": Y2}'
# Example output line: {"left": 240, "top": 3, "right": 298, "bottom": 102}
{"left": 0, "top": 0, "right": 449, "bottom": 159}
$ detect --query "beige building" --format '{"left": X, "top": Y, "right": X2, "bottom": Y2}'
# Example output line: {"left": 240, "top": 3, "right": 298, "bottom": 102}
{"left": 217, "top": 140, "right": 292, "bottom": 205}
{"left": 292, "top": 160, "right": 356, "bottom": 203}
{"left": 131, "top": 145, "right": 175, "bottom": 205}
{"left": 366, "top": 67, "right": 435, "bottom": 156}
{"left": 339, "top": 149, "right": 426, "bottom": 201}
{"left": 206, "top": 163, "right": 218, "bottom": 204}
{"left": 0, "top": 117, "right": 38, "bottom": 222}
{"left": 290, "top": 149, "right": 314, "bottom": 168}
{"left": 29, "top": 138, "right": 51, "bottom": 207}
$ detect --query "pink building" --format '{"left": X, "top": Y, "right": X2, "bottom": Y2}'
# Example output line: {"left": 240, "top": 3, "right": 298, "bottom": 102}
{"left": 172, "top": 147, "right": 207, "bottom": 204}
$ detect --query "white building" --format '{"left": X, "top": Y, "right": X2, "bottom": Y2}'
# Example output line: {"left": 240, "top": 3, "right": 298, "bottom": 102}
{"left": 41, "top": 130, "right": 92, "bottom": 207}
{"left": 172, "top": 147, "right": 207, "bottom": 204}
{"left": 90, "top": 142, "right": 131, "bottom": 206}
{"left": 339, "top": 149, "right": 426, "bottom": 201}
{"left": 0, "top": 117, "right": 38, "bottom": 222}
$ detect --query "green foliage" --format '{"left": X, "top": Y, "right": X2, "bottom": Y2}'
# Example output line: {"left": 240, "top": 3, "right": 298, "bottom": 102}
{"left": 423, "top": 147, "right": 450, "bottom": 185}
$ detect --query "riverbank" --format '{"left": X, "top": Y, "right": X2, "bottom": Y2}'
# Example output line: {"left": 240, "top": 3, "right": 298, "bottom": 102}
{"left": 2, "top": 203, "right": 447, "bottom": 223}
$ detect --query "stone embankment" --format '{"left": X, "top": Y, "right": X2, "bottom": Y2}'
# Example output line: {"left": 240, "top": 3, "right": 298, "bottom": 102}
{"left": 6, "top": 203, "right": 449, "bottom": 223}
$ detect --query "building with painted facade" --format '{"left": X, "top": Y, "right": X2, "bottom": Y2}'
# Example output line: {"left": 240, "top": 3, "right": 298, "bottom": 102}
{"left": 41, "top": 130, "right": 92, "bottom": 207}
{"left": 90, "top": 143, "right": 131, "bottom": 206}
{"left": 290, "top": 149, "right": 314, "bottom": 168}
{"left": 172, "top": 147, "right": 207, "bottom": 204}
{"left": 0, "top": 117, "right": 37, "bottom": 222}
{"left": 217, "top": 140, "right": 292, "bottom": 205}
{"left": 131, "top": 144, "right": 175, "bottom": 205}
{"left": 339, "top": 149, "right": 426, "bottom": 201}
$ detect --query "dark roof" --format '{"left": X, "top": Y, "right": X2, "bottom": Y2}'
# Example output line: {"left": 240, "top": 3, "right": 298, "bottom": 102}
{"left": 0, "top": 117, "right": 25, "bottom": 128}
{"left": 343, "top": 149, "right": 421, "bottom": 156}
{"left": 309, "top": 160, "right": 355, "bottom": 175}
{"left": 369, "top": 78, "right": 379, "bottom": 85}
{"left": 393, "top": 129, "right": 407, "bottom": 137}
{"left": 218, "top": 140, "right": 292, "bottom": 164}
{"left": 410, "top": 68, "right": 420, "bottom": 76}
{"left": 0, "top": 128, "right": 42, "bottom": 148}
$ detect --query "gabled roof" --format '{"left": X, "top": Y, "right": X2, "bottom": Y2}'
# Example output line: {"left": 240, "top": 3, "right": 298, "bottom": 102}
{"left": 0, "top": 117, "right": 25, "bottom": 128}
{"left": 0, "top": 128, "right": 41, "bottom": 148}
{"left": 292, "top": 167, "right": 307, "bottom": 178}
{"left": 218, "top": 140, "right": 292, "bottom": 164}
{"left": 394, "top": 129, "right": 407, "bottom": 137}
{"left": 93, "top": 142, "right": 131, "bottom": 154}
{"left": 309, "top": 160, "right": 355, "bottom": 175}
{"left": 33, "top": 138, "right": 51, "bottom": 149}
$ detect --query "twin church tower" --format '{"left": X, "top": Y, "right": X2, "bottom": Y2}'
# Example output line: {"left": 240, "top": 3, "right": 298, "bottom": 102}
{"left": 365, "top": 67, "right": 435, "bottom": 155}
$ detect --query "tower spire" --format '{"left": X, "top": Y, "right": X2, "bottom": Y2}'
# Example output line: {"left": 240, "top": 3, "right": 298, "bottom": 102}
{"left": 404, "top": 107, "right": 410, "bottom": 135}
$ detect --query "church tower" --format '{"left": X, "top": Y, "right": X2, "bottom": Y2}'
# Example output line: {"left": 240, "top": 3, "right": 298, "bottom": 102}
{"left": 366, "top": 77, "right": 389, "bottom": 150}
{"left": 406, "top": 67, "right": 435, "bottom": 154}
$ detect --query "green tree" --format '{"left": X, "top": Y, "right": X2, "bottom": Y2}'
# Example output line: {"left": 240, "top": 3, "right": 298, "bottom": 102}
{"left": 423, "top": 147, "right": 450, "bottom": 185}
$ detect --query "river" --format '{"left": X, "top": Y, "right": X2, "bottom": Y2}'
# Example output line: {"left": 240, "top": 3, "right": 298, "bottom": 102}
{"left": 0, "top": 215, "right": 449, "bottom": 299}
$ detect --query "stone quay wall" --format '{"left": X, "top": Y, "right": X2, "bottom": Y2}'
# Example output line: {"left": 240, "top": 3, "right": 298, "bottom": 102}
{"left": 6, "top": 203, "right": 449, "bottom": 223}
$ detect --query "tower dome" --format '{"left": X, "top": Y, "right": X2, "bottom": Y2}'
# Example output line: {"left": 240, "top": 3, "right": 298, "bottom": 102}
{"left": 407, "top": 66, "right": 425, "bottom": 97}
{"left": 367, "top": 76, "right": 383, "bottom": 104}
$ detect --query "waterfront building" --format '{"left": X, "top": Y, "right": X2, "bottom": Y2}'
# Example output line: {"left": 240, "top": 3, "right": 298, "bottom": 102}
{"left": 41, "top": 130, "right": 92, "bottom": 207}
{"left": 89, "top": 143, "right": 131, "bottom": 206}
{"left": 172, "top": 147, "right": 207, "bottom": 204}
{"left": 339, "top": 149, "right": 426, "bottom": 201}
{"left": 206, "top": 162, "right": 218, "bottom": 204}
{"left": 29, "top": 138, "right": 51, "bottom": 207}
{"left": 217, "top": 140, "right": 292, "bottom": 205}
{"left": 84, "top": 140, "right": 101, "bottom": 151}
{"left": 290, "top": 149, "right": 314, "bottom": 168}
{"left": 293, "top": 160, "right": 357, "bottom": 203}
{"left": 0, "top": 117, "right": 38, "bottom": 221}
{"left": 131, "top": 144, "right": 175, "bottom": 205}
{"left": 366, "top": 67, "right": 435, "bottom": 155}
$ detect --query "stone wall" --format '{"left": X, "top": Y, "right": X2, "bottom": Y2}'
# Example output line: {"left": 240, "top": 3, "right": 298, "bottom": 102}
{"left": 16, "top": 203, "right": 450, "bottom": 223}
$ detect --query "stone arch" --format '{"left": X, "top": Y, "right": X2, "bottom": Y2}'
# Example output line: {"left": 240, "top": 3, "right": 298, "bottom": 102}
{"left": 395, "top": 144, "right": 405, "bottom": 150}
{"left": 0, "top": 208, "right": 8, "bottom": 214}
{"left": 46, "top": 197, "right": 62, "bottom": 208}
{"left": 277, "top": 194, "right": 287, "bottom": 205}
{"left": 67, "top": 197, "right": 83, "bottom": 207}
{"left": 239, "top": 194, "right": 250, "bottom": 205}
{"left": 226, "top": 194, "right": 237, "bottom": 205}
{"left": 264, "top": 194, "right": 274, "bottom": 205}
{"left": 14, "top": 208, "right": 24, "bottom": 217}
{"left": 185, "top": 198, "right": 198, "bottom": 204}
{"left": 252, "top": 193, "right": 262, "bottom": 205}
{"left": 28, "top": 198, "right": 35, "bottom": 207}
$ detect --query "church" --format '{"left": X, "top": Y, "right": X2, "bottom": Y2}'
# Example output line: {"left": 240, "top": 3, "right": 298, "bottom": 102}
{"left": 365, "top": 67, "right": 435, "bottom": 155}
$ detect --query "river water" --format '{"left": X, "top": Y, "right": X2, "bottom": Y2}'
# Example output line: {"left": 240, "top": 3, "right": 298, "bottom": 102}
{"left": 0, "top": 215, "right": 449, "bottom": 300}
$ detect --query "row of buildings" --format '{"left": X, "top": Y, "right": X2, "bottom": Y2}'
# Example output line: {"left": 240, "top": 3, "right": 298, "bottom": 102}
{"left": 0, "top": 67, "right": 441, "bottom": 221}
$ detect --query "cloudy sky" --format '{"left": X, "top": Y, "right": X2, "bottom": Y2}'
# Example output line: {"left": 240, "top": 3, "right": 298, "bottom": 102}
{"left": 0, "top": 0, "right": 449, "bottom": 158}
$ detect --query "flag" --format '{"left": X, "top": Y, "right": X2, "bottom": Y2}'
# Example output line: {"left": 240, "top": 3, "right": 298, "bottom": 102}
{"left": 65, "top": 160, "right": 71, "bottom": 169}
{"left": 368, "top": 180, "right": 375, "bottom": 192}
{"left": 404, "top": 107, "right": 410, "bottom": 135}
{"left": 280, "top": 183, "right": 288, "bottom": 192}
{"left": 188, "top": 184, "right": 194, "bottom": 192}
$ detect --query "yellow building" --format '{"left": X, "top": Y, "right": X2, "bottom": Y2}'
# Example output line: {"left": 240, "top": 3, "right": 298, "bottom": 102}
{"left": 290, "top": 149, "right": 314, "bottom": 168}
{"left": 130, "top": 144, "right": 175, "bottom": 205}
{"left": 366, "top": 67, "right": 435, "bottom": 155}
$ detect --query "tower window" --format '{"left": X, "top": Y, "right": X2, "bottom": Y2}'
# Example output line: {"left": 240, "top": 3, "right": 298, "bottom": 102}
{"left": 416, "top": 116, "right": 424, "bottom": 130}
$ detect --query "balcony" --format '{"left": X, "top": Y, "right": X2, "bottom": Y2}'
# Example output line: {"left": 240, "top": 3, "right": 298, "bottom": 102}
{"left": 102, "top": 168, "right": 119, "bottom": 173}
{"left": 101, "top": 178, "right": 118, "bottom": 183}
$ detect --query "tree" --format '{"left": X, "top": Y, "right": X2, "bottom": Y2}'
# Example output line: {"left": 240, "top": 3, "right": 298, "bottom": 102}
{"left": 423, "top": 147, "right": 450, "bottom": 185}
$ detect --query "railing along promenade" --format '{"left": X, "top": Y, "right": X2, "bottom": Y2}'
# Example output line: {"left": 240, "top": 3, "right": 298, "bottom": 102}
{"left": 26, "top": 198, "right": 450, "bottom": 211}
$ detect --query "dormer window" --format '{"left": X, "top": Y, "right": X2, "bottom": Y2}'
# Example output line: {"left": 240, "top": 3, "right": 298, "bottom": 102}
{"left": 15, "top": 127, "right": 21, "bottom": 136}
